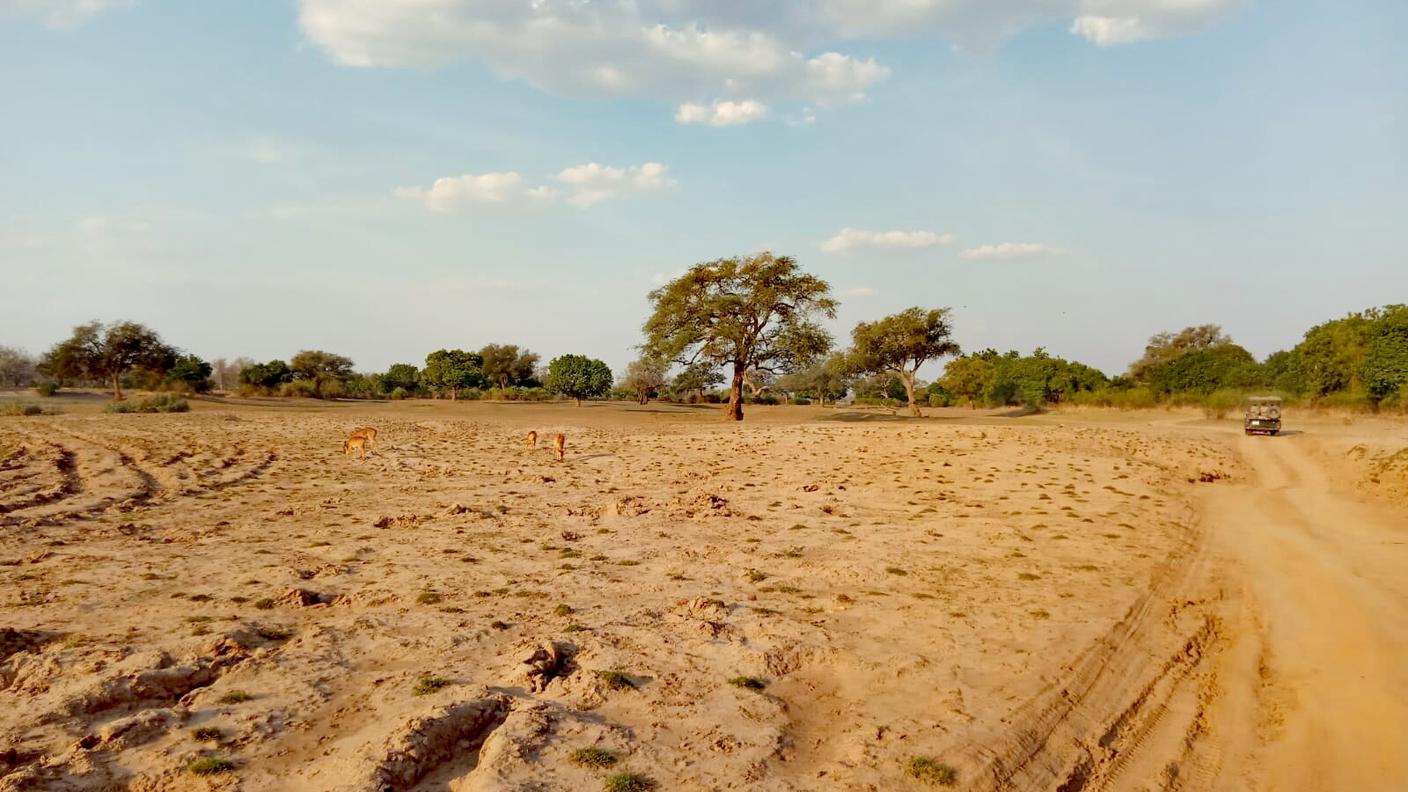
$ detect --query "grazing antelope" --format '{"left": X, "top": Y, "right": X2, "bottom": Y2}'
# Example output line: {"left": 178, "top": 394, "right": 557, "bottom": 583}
{"left": 526, "top": 430, "right": 538, "bottom": 448}
{"left": 343, "top": 434, "right": 369, "bottom": 460}
{"left": 553, "top": 433, "right": 566, "bottom": 461}
{"left": 350, "top": 426, "right": 378, "bottom": 449}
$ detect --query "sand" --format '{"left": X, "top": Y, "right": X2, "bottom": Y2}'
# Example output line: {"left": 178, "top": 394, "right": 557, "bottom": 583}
{"left": 1, "top": 397, "right": 1405, "bottom": 791}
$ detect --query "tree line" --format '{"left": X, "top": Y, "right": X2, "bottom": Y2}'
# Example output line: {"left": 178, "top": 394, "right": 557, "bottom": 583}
{"left": 4, "top": 255, "right": 1405, "bottom": 418}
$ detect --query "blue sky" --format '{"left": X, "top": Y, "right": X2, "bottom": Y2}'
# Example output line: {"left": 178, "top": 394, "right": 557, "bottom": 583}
{"left": 2, "top": 0, "right": 1404, "bottom": 378}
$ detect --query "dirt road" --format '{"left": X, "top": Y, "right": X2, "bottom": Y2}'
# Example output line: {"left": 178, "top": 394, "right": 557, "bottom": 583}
{"left": 1190, "top": 434, "right": 1408, "bottom": 791}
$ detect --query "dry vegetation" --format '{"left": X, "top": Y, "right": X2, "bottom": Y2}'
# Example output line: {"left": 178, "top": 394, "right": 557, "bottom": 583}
{"left": 1, "top": 399, "right": 1405, "bottom": 791}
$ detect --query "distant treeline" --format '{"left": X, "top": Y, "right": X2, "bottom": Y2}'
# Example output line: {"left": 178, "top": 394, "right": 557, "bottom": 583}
{"left": 3, "top": 284, "right": 1405, "bottom": 416}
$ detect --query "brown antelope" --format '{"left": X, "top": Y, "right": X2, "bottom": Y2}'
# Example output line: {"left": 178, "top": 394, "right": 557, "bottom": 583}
{"left": 526, "top": 430, "right": 538, "bottom": 448}
{"left": 350, "top": 426, "right": 378, "bottom": 449}
{"left": 553, "top": 433, "right": 566, "bottom": 461}
{"left": 343, "top": 434, "right": 370, "bottom": 460}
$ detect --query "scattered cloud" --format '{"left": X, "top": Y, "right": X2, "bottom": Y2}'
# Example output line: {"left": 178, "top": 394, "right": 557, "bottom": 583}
{"left": 676, "top": 99, "right": 770, "bottom": 127}
{"left": 556, "top": 162, "right": 676, "bottom": 207}
{"left": 960, "top": 242, "right": 1059, "bottom": 260}
{"left": 395, "top": 162, "right": 675, "bottom": 212}
{"left": 297, "top": 1, "right": 1241, "bottom": 122}
{"left": 1, "top": 0, "right": 132, "bottom": 29}
{"left": 820, "top": 228, "right": 954, "bottom": 254}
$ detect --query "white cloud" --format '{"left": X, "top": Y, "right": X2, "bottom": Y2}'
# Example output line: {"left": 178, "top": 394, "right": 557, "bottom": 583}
{"left": 2, "top": 0, "right": 132, "bottom": 29}
{"left": 297, "top": 1, "right": 1240, "bottom": 122}
{"left": 959, "top": 242, "right": 1059, "bottom": 260}
{"left": 395, "top": 162, "right": 674, "bottom": 212}
{"left": 820, "top": 228, "right": 954, "bottom": 254}
{"left": 676, "top": 99, "right": 770, "bottom": 127}
{"left": 839, "top": 286, "right": 878, "bottom": 297}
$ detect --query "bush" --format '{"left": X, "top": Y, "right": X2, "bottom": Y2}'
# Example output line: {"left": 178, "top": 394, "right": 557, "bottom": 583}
{"left": 1, "top": 402, "right": 51, "bottom": 416}
{"left": 105, "top": 394, "right": 190, "bottom": 414}
{"left": 482, "top": 386, "right": 552, "bottom": 402}
{"left": 791, "top": 397, "right": 811, "bottom": 406}
{"left": 33, "top": 382, "right": 59, "bottom": 397}
{"left": 390, "top": 386, "right": 408, "bottom": 400}
{"left": 745, "top": 393, "right": 781, "bottom": 405}
{"left": 278, "top": 380, "right": 319, "bottom": 399}
{"left": 1200, "top": 389, "right": 1243, "bottom": 420}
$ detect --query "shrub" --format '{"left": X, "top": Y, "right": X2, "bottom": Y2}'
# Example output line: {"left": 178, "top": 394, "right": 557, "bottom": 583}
{"left": 34, "top": 382, "right": 59, "bottom": 397}
{"left": 603, "top": 773, "right": 655, "bottom": 792}
{"left": 278, "top": 379, "right": 319, "bottom": 399}
{"left": 1, "top": 402, "right": 51, "bottom": 416}
{"left": 105, "top": 394, "right": 190, "bottom": 414}
{"left": 569, "top": 747, "right": 618, "bottom": 769}
{"left": 390, "top": 386, "right": 408, "bottom": 400}
{"left": 905, "top": 756, "right": 958, "bottom": 786}
{"left": 1200, "top": 389, "right": 1243, "bottom": 420}
{"left": 187, "top": 757, "right": 235, "bottom": 775}
{"left": 791, "top": 397, "right": 811, "bottom": 406}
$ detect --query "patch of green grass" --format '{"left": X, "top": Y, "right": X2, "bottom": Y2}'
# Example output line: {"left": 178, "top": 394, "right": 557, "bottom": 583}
{"left": 187, "top": 756, "right": 235, "bottom": 775}
{"left": 564, "top": 623, "right": 587, "bottom": 633}
{"left": 416, "top": 590, "right": 443, "bottom": 605}
{"left": 596, "top": 670, "right": 637, "bottom": 692}
{"left": 192, "top": 726, "right": 223, "bottom": 742}
{"left": 216, "top": 690, "right": 253, "bottom": 704}
{"left": 553, "top": 603, "right": 574, "bottom": 616}
{"left": 727, "top": 675, "right": 767, "bottom": 691}
{"left": 603, "top": 772, "right": 655, "bottom": 792}
{"left": 905, "top": 756, "right": 958, "bottom": 786}
{"left": 569, "top": 746, "right": 618, "bottom": 769}
{"left": 885, "top": 566, "right": 908, "bottom": 576}
{"left": 413, "top": 675, "right": 451, "bottom": 696}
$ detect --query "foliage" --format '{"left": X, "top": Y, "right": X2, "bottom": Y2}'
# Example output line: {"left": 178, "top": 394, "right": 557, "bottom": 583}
{"left": 1128, "top": 324, "right": 1231, "bottom": 383}
{"left": 0, "top": 401, "right": 56, "bottom": 416}
{"left": 40, "top": 320, "right": 176, "bottom": 399}
{"left": 383, "top": 363, "right": 421, "bottom": 394}
{"left": 619, "top": 357, "right": 668, "bottom": 405}
{"left": 843, "top": 307, "right": 959, "bottom": 416}
{"left": 165, "top": 354, "right": 213, "bottom": 393}
{"left": 0, "top": 346, "right": 36, "bottom": 387}
{"left": 479, "top": 344, "right": 540, "bottom": 389}
{"left": 668, "top": 361, "right": 725, "bottom": 400}
{"left": 421, "top": 349, "right": 484, "bottom": 400}
{"left": 545, "top": 354, "right": 613, "bottom": 403}
{"left": 34, "top": 382, "right": 60, "bottom": 397}
{"left": 239, "top": 359, "right": 293, "bottom": 390}
{"left": 105, "top": 394, "right": 190, "bottom": 414}
{"left": 1359, "top": 305, "right": 1408, "bottom": 402}
{"left": 289, "top": 350, "right": 354, "bottom": 398}
{"left": 939, "top": 356, "right": 994, "bottom": 407}
{"left": 1148, "top": 344, "right": 1258, "bottom": 395}
{"left": 776, "top": 353, "right": 852, "bottom": 406}
{"left": 643, "top": 252, "right": 836, "bottom": 421}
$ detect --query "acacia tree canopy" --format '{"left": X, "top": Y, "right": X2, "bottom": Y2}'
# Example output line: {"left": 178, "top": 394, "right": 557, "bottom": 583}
{"left": 41, "top": 320, "right": 175, "bottom": 399}
{"left": 844, "top": 307, "right": 960, "bottom": 417}
{"left": 621, "top": 357, "right": 668, "bottom": 405}
{"left": 421, "top": 349, "right": 483, "bottom": 399}
{"left": 643, "top": 252, "right": 836, "bottom": 421}
{"left": 479, "top": 344, "right": 540, "bottom": 389}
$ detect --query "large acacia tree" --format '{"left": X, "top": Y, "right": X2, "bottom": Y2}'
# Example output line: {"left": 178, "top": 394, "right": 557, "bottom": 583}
{"left": 845, "top": 307, "right": 961, "bottom": 417}
{"left": 41, "top": 320, "right": 175, "bottom": 400}
{"left": 644, "top": 252, "right": 836, "bottom": 421}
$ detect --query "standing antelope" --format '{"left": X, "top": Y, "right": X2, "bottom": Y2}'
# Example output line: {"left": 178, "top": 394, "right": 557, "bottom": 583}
{"left": 526, "top": 430, "right": 538, "bottom": 448}
{"left": 554, "top": 433, "right": 566, "bottom": 461}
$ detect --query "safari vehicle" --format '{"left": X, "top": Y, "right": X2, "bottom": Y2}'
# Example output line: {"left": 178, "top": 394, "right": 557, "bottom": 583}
{"left": 1244, "top": 396, "right": 1282, "bottom": 436}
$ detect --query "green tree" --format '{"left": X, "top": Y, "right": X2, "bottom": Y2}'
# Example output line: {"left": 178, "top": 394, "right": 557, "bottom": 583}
{"left": 421, "top": 349, "right": 484, "bottom": 400}
{"left": 165, "top": 354, "right": 213, "bottom": 393}
{"left": 383, "top": 363, "right": 421, "bottom": 395}
{"left": 843, "top": 307, "right": 960, "bottom": 417}
{"left": 940, "top": 356, "right": 995, "bottom": 408}
{"left": 1128, "top": 325, "right": 1232, "bottom": 383}
{"left": 289, "top": 350, "right": 355, "bottom": 399}
{"left": 1149, "top": 345, "right": 1258, "bottom": 395}
{"left": 1361, "top": 305, "right": 1408, "bottom": 402}
{"left": 239, "top": 360, "right": 293, "bottom": 390}
{"left": 545, "top": 354, "right": 613, "bottom": 404}
{"left": 40, "top": 320, "right": 175, "bottom": 399}
{"left": 479, "top": 344, "right": 540, "bottom": 389}
{"left": 644, "top": 252, "right": 836, "bottom": 421}
{"left": 669, "top": 361, "right": 725, "bottom": 400}
{"left": 620, "top": 357, "right": 668, "bottom": 405}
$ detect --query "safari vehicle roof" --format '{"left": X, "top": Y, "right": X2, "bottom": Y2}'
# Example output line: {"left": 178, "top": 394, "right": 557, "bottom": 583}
{"left": 1246, "top": 395, "right": 1283, "bottom": 403}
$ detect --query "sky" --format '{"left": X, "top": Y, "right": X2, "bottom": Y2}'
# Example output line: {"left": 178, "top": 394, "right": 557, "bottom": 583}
{"left": 1, "top": 0, "right": 1405, "bottom": 379}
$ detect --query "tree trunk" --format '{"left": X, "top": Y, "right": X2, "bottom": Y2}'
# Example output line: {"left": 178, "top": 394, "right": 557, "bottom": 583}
{"left": 725, "top": 364, "right": 746, "bottom": 421}
{"left": 901, "top": 371, "right": 922, "bottom": 417}
{"left": 575, "top": 397, "right": 582, "bottom": 406}
{"left": 111, "top": 372, "right": 122, "bottom": 400}
{"left": 450, "top": 386, "right": 457, "bottom": 401}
